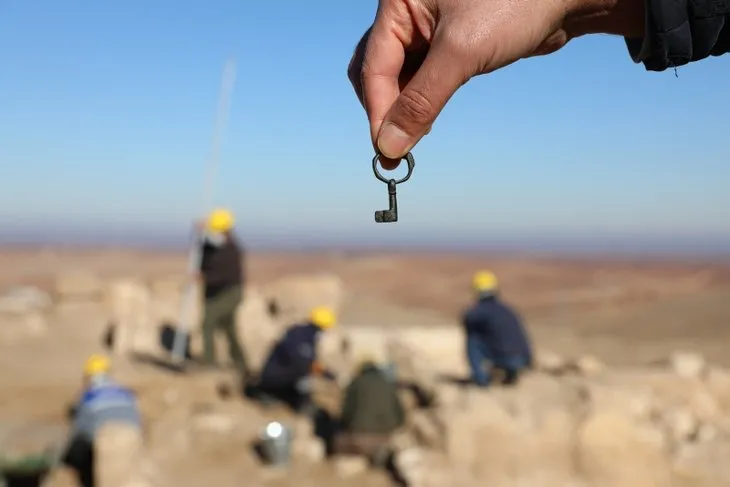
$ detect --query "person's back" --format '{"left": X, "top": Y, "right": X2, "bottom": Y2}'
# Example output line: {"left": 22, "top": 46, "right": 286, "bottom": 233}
{"left": 462, "top": 271, "right": 532, "bottom": 387}
{"left": 340, "top": 364, "right": 404, "bottom": 435}
{"left": 464, "top": 295, "right": 532, "bottom": 363}
{"left": 200, "top": 233, "right": 244, "bottom": 299}
{"left": 73, "top": 375, "right": 141, "bottom": 442}
{"left": 260, "top": 322, "right": 321, "bottom": 386}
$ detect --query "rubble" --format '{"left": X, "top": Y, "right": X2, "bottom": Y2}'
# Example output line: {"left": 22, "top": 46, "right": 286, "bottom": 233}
{"left": 669, "top": 351, "right": 707, "bottom": 379}
{"left": 0, "top": 287, "right": 52, "bottom": 313}
{"left": 4, "top": 271, "right": 730, "bottom": 487}
{"left": 262, "top": 273, "right": 344, "bottom": 324}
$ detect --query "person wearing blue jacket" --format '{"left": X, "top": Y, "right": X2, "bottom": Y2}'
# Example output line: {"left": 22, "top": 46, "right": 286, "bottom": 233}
{"left": 257, "top": 306, "right": 337, "bottom": 414}
{"left": 62, "top": 354, "right": 141, "bottom": 487}
{"left": 462, "top": 271, "right": 533, "bottom": 387}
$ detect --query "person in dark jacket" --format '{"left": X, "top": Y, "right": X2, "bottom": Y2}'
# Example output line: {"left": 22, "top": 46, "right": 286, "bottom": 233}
{"left": 334, "top": 353, "right": 405, "bottom": 465}
{"left": 462, "top": 271, "right": 533, "bottom": 387}
{"left": 257, "top": 306, "right": 337, "bottom": 414}
{"left": 197, "top": 208, "right": 249, "bottom": 378}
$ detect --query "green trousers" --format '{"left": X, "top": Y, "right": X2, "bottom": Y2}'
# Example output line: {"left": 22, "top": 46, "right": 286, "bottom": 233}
{"left": 201, "top": 286, "right": 249, "bottom": 375}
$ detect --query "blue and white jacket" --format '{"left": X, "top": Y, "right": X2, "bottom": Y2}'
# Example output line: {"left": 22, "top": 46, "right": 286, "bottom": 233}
{"left": 71, "top": 375, "right": 141, "bottom": 441}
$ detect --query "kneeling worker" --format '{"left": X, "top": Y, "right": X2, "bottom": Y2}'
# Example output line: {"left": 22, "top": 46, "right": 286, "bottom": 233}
{"left": 257, "top": 306, "right": 338, "bottom": 415}
{"left": 462, "top": 271, "right": 533, "bottom": 387}
{"left": 63, "top": 354, "right": 142, "bottom": 487}
{"left": 334, "top": 353, "right": 405, "bottom": 466}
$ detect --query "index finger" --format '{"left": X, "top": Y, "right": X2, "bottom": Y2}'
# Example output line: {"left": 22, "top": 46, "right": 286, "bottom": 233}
{"left": 361, "top": 17, "right": 406, "bottom": 169}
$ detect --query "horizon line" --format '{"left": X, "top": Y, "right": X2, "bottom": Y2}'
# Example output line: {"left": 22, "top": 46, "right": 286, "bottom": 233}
{"left": 2, "top": 242, "right": 729, "bottom": 263}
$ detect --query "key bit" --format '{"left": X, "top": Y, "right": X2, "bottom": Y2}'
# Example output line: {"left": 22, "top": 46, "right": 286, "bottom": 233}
{"left": 372, "top": 152, "right": 415, "bottom": 223}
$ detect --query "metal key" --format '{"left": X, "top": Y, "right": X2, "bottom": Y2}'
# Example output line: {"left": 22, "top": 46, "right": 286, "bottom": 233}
{"left": 372, "top": 152, "right": 415, "bottom": 223}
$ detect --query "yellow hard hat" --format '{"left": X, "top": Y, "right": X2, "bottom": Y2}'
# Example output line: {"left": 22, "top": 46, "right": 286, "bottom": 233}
{"left": 309, "top": 306, "right": 336, "bottom": 330}
{"left": 206, "top": 208, "right": 235, "bottom": 233}
{"left": 472, "top": 270, "right": 498, "bottom": 293}
{"left": 83, "top": 354, "right": 111, "bottom": 377}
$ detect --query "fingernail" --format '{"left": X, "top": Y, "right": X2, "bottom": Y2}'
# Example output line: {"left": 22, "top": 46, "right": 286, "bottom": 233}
{"left": 378, "top": 122, "right": 412, "bottom": 159}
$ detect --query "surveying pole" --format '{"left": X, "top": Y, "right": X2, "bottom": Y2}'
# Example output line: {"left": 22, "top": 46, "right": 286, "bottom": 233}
{"left": 170, "top": 58, "right": 237, "bottom": 367}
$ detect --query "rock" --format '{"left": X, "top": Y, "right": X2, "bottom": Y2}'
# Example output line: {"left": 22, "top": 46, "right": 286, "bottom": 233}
{"left": 262, "top": 273, "right": 344, "bottom": 323}
{"left": 0, "top": 286, "right": 52, "bottom": 313}
{"left": 409, "top": 410, "right": 444, "bottom": 449}
{"left": 576, "top": 411, "right": 670, "bottom": 487}
{"left": 393, "top": 447, "right": 427, "bottom": 486}
{"left": 669, "top": 351, "right": 706, "bottom": 379}
{"left": 535, "top": 349, "right": 567, "bottom": 374}
{"left": 55, "top": 271, "right": 104, "bottom": 301}
{"left": 0, "top": 311, "right": 47, "bottom": 343}
{"left": 293, "top": 437, "right": 325, "bottom": 463}
{"left": 704, "top": 367, "right": 730, "bottom": 412}
{"left": 663, "top": 407, "right": 699, "bottom": 445}
{"left": 333, "top": 455, "right": 369, "bottom": 478}
{"left": 107, "top": 279, "right": 154, "bottom": 356}
{"left": 696, "top": 423, "right": 717, "bottom": 443}
{"left": 441, "top": 378, "right": 580, "bottom": 486}
{"left": 572, "top": 354, "right": 606, "bottom": 377}
{"left": 236, "top": 287, "right": 281, "bottom": 373}
{"left": 585, "top": 383, "right": 655, "bottom": 421}
{"left": 672, "top": 437, "right": 730, "bottom": 486}
{"left": 387, "top": 338, "right": 440, "bottom": 405}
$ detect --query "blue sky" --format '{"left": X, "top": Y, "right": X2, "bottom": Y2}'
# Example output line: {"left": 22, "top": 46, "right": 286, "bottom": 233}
{"left": 1, "top": 1, "right": 728, "bottom": 252}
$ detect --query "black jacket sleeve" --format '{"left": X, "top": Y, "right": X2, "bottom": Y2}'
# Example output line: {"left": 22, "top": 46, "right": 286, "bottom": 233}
{"left": 625, "top": 0, "right": 729, "bottom": 70}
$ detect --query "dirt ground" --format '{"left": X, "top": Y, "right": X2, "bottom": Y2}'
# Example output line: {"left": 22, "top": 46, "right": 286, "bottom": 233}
{"left": 0, "top": 247, "right": 729, "bottom": 485}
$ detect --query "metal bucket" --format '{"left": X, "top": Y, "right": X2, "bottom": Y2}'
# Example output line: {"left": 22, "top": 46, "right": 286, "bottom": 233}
{"left": 257, "top": 422, "right": 292, "bottom": 467}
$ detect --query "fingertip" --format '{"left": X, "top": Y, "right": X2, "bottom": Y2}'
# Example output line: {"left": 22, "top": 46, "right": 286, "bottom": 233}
{"left": 378, "top": 154, "right": 401, "bottom": 171}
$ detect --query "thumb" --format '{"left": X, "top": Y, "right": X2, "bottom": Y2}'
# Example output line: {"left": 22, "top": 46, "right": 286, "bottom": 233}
{"left": 377, "top": 40, "right": 469, "bottom": 159}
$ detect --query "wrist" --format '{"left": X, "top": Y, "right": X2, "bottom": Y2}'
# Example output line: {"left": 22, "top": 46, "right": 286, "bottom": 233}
{"left": 563, "top": 0, "right": 645, "bottom": 39}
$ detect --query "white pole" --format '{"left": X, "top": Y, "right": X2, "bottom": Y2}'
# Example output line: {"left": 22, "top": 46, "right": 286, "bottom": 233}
{"left": 171, "top": 58, "right": 237, "bottom": 365}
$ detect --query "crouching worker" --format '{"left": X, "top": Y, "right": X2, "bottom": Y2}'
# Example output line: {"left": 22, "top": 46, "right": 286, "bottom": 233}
{"left": 334, "top": 354, "right": 405, "bottom": 467}
{"left": 63, "top": 354, "right": 142, "bottom": 487}
{"left": 256, "top": 306, "right": 338, "bottom": 416}
{"left": 462, "top": 271, "right": 533, "bottom": 387}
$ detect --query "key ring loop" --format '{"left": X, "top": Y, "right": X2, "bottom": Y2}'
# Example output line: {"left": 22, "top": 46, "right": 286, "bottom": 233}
{"left": 372, "top": 152, "right": 415, "bottom": 185}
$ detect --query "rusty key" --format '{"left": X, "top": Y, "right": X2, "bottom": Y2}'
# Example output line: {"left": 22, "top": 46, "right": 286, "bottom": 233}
{"left": 372, "top": 152, "right": 415, "bottom": 223}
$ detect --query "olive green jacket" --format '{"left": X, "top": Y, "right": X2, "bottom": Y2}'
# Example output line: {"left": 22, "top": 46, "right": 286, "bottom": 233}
{"left": 340, "top": 365, "right": 405, "bottom": 434}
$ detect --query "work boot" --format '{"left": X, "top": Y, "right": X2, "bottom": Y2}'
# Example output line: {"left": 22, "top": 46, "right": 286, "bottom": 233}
{"left": 502, "top": 370, "right": 520, "bottom": 386}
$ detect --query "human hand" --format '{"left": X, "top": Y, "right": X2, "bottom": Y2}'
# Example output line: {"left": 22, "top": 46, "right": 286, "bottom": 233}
{"left": 348, "top": 0, "right": 645, "bottom": 169}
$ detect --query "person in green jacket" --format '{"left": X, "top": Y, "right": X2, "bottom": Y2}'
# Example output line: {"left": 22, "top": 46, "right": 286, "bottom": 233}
{"left": 334, "top": 353, "right": 405, "bottom": 465}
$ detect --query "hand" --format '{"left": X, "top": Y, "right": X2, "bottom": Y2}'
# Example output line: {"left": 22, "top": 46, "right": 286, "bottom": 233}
{"left": 348, "top": 0, "right": 645, "bottom": 169}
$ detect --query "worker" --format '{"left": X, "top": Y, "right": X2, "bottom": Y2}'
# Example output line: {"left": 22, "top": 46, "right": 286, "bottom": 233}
{"left": 334, "top": 352, "right": 405, "bottom": 467}
{"left": 256, "top": 306, "right": 338, "bottom": 415}
{"left": 462, "top": 271, "right": 533, "bottom": 387}
{"left": 196, "top": 208, "right": 250, "bottom": 380}
{"left": 62, "top": 354, "right": 142, "bottom": 487}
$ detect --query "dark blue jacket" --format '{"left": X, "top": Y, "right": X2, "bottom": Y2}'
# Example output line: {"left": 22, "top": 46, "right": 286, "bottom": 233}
{"left": 462, "top": 295, "right": 532, "bottom": 363}
{"left": 259, "top": 323, "right": 321, "bottom": 387}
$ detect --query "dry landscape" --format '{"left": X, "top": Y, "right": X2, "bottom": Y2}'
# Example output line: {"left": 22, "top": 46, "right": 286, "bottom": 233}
{"left": 0, "top": 247, "right": 729, "bottom": 486}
